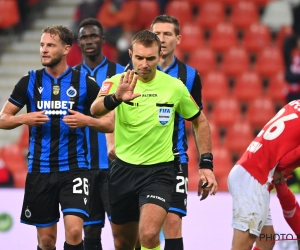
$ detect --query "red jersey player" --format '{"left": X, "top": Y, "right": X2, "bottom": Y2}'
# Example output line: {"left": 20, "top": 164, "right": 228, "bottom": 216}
{"left": 254, "top": 147, "right": 300, "bottom": 250}
{"left": 228, "top": 100, "right": 300, "bottom": 250}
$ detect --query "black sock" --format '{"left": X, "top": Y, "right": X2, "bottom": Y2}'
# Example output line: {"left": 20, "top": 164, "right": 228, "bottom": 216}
{"left": 164, "top": 238, "right": 183, "bottom": 250}
{"left": 64, "top": 241, "right": 84, "bottom": 250}
{"left": 37, "top": 246, "right": 56, "bottom": 250}
{"left": 135, "top": 248, "right": 141, "bottom": 250}
{"left": 84, "top": 237, "right": 102, "bottom": 250}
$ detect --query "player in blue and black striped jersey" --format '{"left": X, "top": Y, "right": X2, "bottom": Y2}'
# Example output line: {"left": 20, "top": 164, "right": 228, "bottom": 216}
{"left": 151, "top": 15, "right": 215, "bottom": 250}
{"left": 74, "top": 18, "right": 124, "bottom": 250}
{"left": 0, "top": 25, "right": 113, "bottom": 250}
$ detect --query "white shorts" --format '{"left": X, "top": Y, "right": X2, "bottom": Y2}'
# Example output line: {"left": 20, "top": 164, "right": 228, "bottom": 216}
{"left": 228, "top": 165, "right": 271, "bottom": 236}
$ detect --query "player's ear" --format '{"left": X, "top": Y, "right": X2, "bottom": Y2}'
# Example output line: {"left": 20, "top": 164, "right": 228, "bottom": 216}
{"left": 128, "top": 49, "right": 132, "bottom": 58}
{"left": 64, "top": 44, "right": 71, "bottom": 55}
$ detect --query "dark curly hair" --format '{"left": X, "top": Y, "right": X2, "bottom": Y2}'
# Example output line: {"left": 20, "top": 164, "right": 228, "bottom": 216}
{"left": 42, "top": 25, "right": 74, "bottom": 46}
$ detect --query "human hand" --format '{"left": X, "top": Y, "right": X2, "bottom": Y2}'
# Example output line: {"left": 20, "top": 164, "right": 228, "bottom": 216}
{"left": 22, "top": 111, "right": 49, "bottom": 126}
{"left": 272, "top": 170, "right": 285, "bottom": 184}
{"left": 107, "top": 144, "right": 116, "bottom": 161}
{"left": 62, "top": 109, "right": 88, "bottom": 128}
{"left": 198, "top": 169, "right": 218, "bottom": 201}
{"left": 115, "top": 70, "right": 140, "bottom": 101}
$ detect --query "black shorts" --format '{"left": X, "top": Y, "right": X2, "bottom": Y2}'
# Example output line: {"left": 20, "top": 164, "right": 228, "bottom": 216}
{"left": 20, "top": 170, "right": 90, "bottom": 227}
{"left": 83, "top": 169, "right": 110, "bottom": 227}
{"left": 108, "top": 158, "right": 176, "bottom": 224}
{"left": 169, "top": 163, "right": 188, "bottom": 217}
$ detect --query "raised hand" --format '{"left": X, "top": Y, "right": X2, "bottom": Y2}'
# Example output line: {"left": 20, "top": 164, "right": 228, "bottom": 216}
{"left": 115, "top": 70, "right": 140, "bottom": 102}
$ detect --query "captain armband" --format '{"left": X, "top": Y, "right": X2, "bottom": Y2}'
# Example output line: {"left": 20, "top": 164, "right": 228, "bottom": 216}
{"left": 199, "top": 153, "right": 213, "bottom": 171}
{"left": 103, "top": 94, "right": 122, "bottom": 110}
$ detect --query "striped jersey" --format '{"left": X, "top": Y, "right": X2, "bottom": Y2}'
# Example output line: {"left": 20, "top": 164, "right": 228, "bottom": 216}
{"left": 74, "top": 57, "right": 124, "bottom": 169}
{"left": 158, "top": 57, "right": 203, "bottom": 164}
{"left": 9, "top": 67, "right": 100, "bottom": 173}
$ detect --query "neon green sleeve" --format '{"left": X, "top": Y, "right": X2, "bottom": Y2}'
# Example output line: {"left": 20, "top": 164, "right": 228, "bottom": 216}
{"left": 176, "top": 85, "right": 200, "bottom": 120}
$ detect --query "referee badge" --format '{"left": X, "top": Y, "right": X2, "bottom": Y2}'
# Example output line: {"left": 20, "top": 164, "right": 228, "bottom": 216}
{"left": 66, "top": 86, "right": 77, "bottom": 98}
{"left": 53, "top": 85, "right": 60, "bottom": 95}
{"left": 158, "top": 107, "right": 172, "bottom": 125}
{"left": 25, "top": 207, "right": 31, "bottom": 218}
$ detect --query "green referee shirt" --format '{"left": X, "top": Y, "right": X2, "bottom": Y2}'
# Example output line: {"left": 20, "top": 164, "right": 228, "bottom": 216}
{"left": 102, "top": 70, "right": 200, "bottom": 165}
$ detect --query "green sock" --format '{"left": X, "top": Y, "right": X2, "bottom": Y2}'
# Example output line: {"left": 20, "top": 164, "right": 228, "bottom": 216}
{"left": 141, "top": 246, "right": 160, "bottom": 250}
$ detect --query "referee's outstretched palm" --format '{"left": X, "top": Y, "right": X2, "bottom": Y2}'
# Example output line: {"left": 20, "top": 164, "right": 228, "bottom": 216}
{"left": 115, "top": 70, "right": 140, "bottom": 101}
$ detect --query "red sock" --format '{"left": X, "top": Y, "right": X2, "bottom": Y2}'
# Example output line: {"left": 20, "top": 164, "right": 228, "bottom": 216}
{"left": 252, "top": 247, "right": 261, "bottom": 250}
{"left": 276, "top": 182, "right": 300, "bottom": 235}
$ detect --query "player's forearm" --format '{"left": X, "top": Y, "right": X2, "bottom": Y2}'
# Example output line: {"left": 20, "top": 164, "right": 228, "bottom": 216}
{"left": 90, "top": 97, "right": 111, "bottom": 116}
{"left": 88, "top": 116, "right": 114, "bottom": 133}
{"left": 192, "top": 112, "right": 212, "bottom": 155}
{"left": 0, "top": 113, "right": 23, "bottom": 129}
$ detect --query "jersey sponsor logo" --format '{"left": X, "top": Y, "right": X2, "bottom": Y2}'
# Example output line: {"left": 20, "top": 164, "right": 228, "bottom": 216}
{"left": 99, "top": 82, "right": 113, "bottom": 95}
{"left": 66, "top": 86, "right": 77, "bottom": 98}
{"left": 37, "top": 100, "right": 75, "bottom": 115}
{"left": 158, "top": 107, "right": 172, "bottom": 125}
{"left": 38, "top": 87, "right": 43, "bottom": 94}
{"left": 53, "top": 85, "right": 60, "bottom": 95}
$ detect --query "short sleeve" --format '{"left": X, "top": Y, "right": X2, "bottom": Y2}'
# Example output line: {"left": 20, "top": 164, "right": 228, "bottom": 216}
{"left": 98, "top": 74, "right": 120, "bottom": 96}
{"left": 8, "top": 74, "right": 30, "bottom": 108}
{"left": 176, "top": 85, "right": 201, "bottom": 121}
{"left": 86, "top": 75, "right": 100, "bottom": 106}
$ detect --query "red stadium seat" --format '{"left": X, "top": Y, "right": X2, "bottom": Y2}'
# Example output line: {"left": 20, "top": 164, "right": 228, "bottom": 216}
{"left": 138, "top": 0, "right": 160, "bottom": 30}
{"left": 276, "top": 25, "right": 293, "bottom": 50}
{"left": 186, "top": 0, "right": 208, "bottom": 5}
{"left": 252, "top": 0, "right": 272, "bottom": 7}
{"left": 210, "top": 22, "right": 238, "bottom": 53}
{"left": 0, "top": 144, "right": 27, "bottom": 188}
{"left": 232, "top": 71, "right": 263, "bottom": 103}
{"left": 209, "top": 121, "right": 220, "bottom": 147}
{"left": 212, "top": 146, "right": 233, "bottom": 179}
{"left": 195, "top": 1, "right": 225, "bottom": 30}
{"left": 188, "top": 47, "right": 217, "bottom": 77}
{"left": 222, "top": 46, "right": 250, "bottom": 77}
{"left": 211, "top": 96, "right": 241, "bottom": 128}
{"left": 243, "top": 23, "right": 272, "bottom": 54}
{"left": 225, "top": 119, "right": 254, "bottom": 155}
{"left": 218, "top": 0, "right": 240, "bottom": 6}
{"left": 0, "top": 0, "right": 20, "bottom": 29}
{"left": 246, "top": 96, "right": 276, "bottom": 129}
{"left": 178, "top": 22, "right": 204, "bottom": 53}
{"left": 255, "top": 46, "right": 284, "bottom": 78}
{"left": 267, "top": 72, "right": 288, "bottom": 105}
{"left": 202, "top": 71, "right": 229, "bottom": 103}
{"left": 165, "top": 1, "right": 192, "bottom": 26}
{"left": 230, "top": 1, "right": 259, "bottom": 30}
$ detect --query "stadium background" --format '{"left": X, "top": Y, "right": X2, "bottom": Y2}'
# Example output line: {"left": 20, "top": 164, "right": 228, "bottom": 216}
{"left": 0, "top": 0, "right": 299, "bottom": 248}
